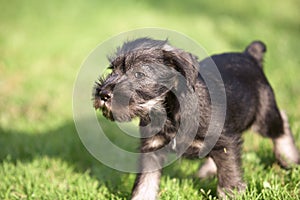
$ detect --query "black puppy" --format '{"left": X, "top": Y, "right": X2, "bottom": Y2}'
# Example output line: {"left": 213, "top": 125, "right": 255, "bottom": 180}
{"left": 93, "top": 38, "right": 299, "bottom": 199}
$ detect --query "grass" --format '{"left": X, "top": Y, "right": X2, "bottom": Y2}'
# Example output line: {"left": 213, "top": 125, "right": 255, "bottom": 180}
{"left": 0, "top": 0, "right": 300, "bottom": 199}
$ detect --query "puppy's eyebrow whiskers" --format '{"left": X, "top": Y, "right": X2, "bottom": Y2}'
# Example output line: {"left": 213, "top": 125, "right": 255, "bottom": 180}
{"left": 96, "top": 75, "right": 106, "bottom": 86}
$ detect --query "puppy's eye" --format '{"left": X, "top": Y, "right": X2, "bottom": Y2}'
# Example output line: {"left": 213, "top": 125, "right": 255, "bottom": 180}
{"left": 134, "top": 72, "right": 145, "bottom": 79}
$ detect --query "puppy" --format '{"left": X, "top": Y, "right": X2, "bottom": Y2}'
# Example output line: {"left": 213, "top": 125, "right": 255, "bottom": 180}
{"left": 93, "top": 38, "right": 299, "bottom": 199}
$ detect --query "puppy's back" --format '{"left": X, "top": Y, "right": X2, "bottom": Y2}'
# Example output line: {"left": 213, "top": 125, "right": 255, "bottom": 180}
{"left": 198, "top": 42, "right": 269, "bottom": 133}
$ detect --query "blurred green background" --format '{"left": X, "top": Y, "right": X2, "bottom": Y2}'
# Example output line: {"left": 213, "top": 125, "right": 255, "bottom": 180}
{"left": 0, "top": 0, "right": 299, "bottom": 199}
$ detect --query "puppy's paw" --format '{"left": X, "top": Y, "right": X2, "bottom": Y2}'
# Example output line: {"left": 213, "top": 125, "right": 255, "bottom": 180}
{"left": 273, "top": 111, "right": 300, "bottom": 168}
{"left": 217, "top": 182, "right": 247, "bottom": 199}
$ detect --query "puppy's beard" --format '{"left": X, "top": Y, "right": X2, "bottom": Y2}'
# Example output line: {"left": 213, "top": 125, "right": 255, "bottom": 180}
{"left": 110, "top": 98, "right": 165, "bottom": 122}
{"left": 99, "top": 107, "right": 133, "bottom": 122}
{"left": 94, "top": 99, "right": 114, "bottom": 120}
{"left": 94, "top": 98, "right": 129, "bottom": 121}
{"left": 95, "top": 90, "right": 166, "bottom": 122}
{"left": 102, "top": 106, "right": 114, "bottom": 120}
{"left": 103, "top": 104, "right": 133, "bottom": 122}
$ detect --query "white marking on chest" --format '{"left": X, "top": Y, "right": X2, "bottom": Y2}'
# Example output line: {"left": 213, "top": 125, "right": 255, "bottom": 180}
{"left": 139, "top": 99, "right": 162, "bottom": 110}
{"left": 147, "top": 136, "right": 165, "bottom": 149}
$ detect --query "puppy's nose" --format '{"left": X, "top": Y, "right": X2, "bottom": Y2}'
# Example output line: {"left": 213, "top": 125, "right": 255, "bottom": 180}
{"left": 99, "top": 90, "right": 112, "bottom": 102}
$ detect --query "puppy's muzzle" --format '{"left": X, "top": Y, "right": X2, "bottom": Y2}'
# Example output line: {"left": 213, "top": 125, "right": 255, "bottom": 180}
{"left": 94, "top": 74, "right": 119, "bottom": 110}
{"left": 95, "top": 89, "right": 113, "bottom": 110}
{"left": 99, "top": 90, "right": 112, "bottom": 103}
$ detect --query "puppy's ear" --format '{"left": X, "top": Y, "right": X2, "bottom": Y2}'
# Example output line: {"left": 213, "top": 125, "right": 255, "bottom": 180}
{"left": 162, "top": 46, "right": 199, "bottom": 90}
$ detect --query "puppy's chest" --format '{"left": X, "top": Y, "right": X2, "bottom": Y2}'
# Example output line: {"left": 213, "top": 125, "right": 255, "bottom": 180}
{"left": 145, "top": 133, "right": 204, "bottom": 158}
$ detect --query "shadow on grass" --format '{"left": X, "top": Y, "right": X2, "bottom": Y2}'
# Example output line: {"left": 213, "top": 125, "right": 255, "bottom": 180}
{"left": 0, "top": 120, "right": 133, "bottom": 198}
{"left": 0, "top": 119, "right": 217, "bottom": 198}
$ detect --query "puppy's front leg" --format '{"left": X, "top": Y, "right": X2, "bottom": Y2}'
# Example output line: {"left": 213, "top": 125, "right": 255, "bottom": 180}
{"left": 210, "top": 135, "right": 246, "bottom": 198}
{"left": 131, "top": 150, "right": 165, "bottom": 200}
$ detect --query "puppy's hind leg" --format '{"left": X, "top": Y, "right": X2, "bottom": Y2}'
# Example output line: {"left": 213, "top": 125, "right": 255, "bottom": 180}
{"left": 252, "top": 87, "right": 300, "bottom": 168}
{"left": 273, "top": 111, "right": 300, "bottom": 167}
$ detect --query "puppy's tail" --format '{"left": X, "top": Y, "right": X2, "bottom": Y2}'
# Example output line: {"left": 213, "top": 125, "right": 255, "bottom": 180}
{"left": 244, "top": 41, "right": 266, "bottom": 68}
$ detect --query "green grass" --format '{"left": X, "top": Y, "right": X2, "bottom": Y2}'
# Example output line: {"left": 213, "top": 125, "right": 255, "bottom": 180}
{"left": 0, "top": 0, "right": 300, "bottom": 199}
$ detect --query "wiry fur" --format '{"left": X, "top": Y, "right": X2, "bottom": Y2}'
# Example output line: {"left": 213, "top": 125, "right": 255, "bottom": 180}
{"left": 93, "top": 38, "right": 300, "bottom": 199}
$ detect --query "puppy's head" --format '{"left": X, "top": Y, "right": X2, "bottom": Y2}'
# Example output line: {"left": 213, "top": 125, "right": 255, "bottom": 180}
{"left": 93, "top": 38, "right": 199, "bottom": 122}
